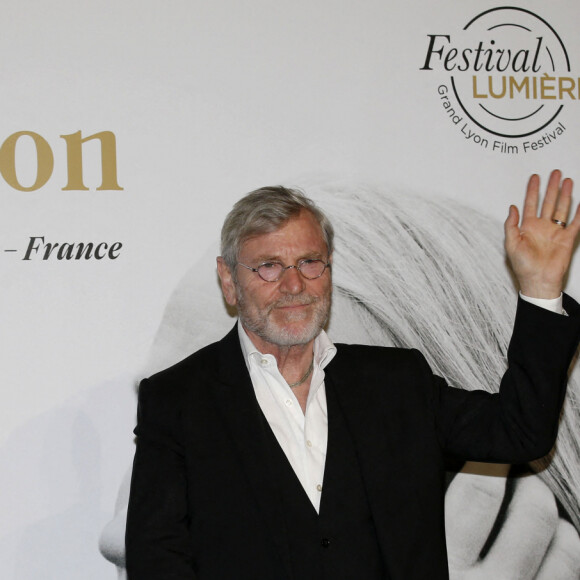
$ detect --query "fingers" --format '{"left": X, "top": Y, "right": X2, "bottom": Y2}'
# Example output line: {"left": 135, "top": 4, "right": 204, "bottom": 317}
{"left": 519, "top": 170, "right": 580, "bottom": 245}
{"left": 535, "top": 519, "right": 580, "bottom": 580}
{"left": 539, "top": 170, "right": 562, "bottom": 219}
{"left": 524, "top": 170, "right": 575, "bottom": 228}
{"left": 99, "top": 506, "right": 128, "bottom": 566}
{"left": 551, "top": 176, "right": 574, "bottom": 225}
{"left": 504, "top": 205, "right": 520, "bottom": 248}
{"left": 445, "top": 462, "right": 509, "bottom": 571}
{"left": 523, "top": 173, "right": 540, "bottom": 221}
{"left": 566, "top": 202, "right": 580, "bottom": 238}
{"left": 446, "top": 468, "right": 580, "bottom": 580}
{"left": 478, "top": 475, "right": 558, "bottom": 580}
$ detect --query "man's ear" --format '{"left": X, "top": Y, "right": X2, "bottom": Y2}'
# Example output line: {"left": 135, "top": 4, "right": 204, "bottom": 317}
{"left": 216, "top": 257, "right": 237, "bottom": 306}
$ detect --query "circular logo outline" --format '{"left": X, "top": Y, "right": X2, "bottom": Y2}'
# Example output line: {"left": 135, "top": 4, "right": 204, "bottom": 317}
{"left": 451, "top": 6, "right": 569, "bottom": 139}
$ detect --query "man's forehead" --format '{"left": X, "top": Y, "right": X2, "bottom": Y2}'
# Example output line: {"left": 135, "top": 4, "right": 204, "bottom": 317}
{"left": 244, "top": 249, "right": 327, "bottom": 263}
{"left": 239, "top": 212, "right": 328, "bottom": 257}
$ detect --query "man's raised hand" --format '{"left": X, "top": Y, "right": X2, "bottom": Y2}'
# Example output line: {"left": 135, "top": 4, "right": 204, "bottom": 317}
{"left": 505, "top": 170, "right": 580, "bottom": 298}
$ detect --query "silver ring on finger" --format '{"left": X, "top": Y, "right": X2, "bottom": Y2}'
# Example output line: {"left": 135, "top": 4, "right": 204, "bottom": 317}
{"left": 552, "top": 218, "right": 567, "bottom": 228}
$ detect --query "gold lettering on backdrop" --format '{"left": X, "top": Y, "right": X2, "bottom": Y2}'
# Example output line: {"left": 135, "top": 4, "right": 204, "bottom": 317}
{"left": 471, "top": 75, "right": 579, "bottom": 100}
{"left": 540, "top": 73, "right": 556, "bottom": 100}
{"left": 0, "top": 130, "right": 122, "bottom": 191}
{"left": 0, "top": 131, "right": 54, "bottom": 191}
{"left": 509, "top": 77, "right": 529, "bottom": 98}
{"left": 559, "top": 77, "right": 575, "bottom": 99}
{"left": 472, "top": 76, "right": 487, "bottom": 98}
{"left": 60, "top": 131, "right": 123, "bottom": 191}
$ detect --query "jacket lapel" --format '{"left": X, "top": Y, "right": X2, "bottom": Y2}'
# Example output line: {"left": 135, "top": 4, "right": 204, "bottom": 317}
{"left": 211, "top": 326, "right": 294, "bottom": 580}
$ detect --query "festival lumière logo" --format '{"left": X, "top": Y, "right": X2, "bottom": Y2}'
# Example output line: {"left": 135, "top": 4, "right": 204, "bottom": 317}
{"left": 421, "top": 7, "right": 576, "bottom": 154}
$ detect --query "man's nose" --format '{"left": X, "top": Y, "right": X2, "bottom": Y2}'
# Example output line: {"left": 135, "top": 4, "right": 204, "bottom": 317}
{"left": 279, "top": 265, "right": 305, "bottom": 294}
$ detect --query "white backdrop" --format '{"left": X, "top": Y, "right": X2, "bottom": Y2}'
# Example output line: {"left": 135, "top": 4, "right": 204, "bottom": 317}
{"left": 1, "top": 1, "right": 579, "bottom": 578}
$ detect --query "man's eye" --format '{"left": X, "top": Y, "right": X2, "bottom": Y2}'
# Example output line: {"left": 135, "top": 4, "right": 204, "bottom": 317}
{"left": 261, "top": 262, "right": 279, "bottom": 269}
{"left": 300, "top": 259, "right": 316, "bottom": 265}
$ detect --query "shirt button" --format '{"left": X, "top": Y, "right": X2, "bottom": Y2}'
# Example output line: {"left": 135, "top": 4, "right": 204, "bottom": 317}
{"left": 260, "top": 358, "right": 268, "bottom": 366}
{"left": 306, "top": 440, "right": 312, "bottom": 447}
{"left": 321, "top": 538, "right": 331, "bottom": 548}
{"left": 316, "top": 484, "right": 322, "bottom": 492}
{"left": 285, "top": 399, "right": 292, "bottom": 407}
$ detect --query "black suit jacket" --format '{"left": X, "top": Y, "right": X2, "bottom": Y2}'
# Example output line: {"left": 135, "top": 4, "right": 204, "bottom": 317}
{"left": 126, "top": 297, "right": 580, "bottom": 580}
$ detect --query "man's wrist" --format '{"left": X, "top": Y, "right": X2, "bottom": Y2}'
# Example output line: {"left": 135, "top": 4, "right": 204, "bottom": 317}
{"left": 519, "top": 292, "right": 565, "bottom": 315}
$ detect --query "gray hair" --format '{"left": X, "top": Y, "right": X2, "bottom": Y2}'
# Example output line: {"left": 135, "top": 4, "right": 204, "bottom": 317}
{"left": 220, "top": 185, "right": 334, "bottom": 272}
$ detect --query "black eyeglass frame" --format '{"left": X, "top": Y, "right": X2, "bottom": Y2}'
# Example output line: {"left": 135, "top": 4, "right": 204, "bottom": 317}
{"left": 237, "top": 259, "right": 331, "bottom": 282}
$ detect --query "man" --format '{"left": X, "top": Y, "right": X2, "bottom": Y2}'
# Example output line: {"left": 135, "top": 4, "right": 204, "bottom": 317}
{"left": 126, "top": 171, "right": 580, "bottom": 579}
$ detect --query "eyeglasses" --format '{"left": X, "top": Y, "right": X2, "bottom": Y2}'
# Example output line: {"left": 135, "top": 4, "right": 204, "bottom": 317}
{"left": 237, "top": 259, "right": 331, "bottom": 282}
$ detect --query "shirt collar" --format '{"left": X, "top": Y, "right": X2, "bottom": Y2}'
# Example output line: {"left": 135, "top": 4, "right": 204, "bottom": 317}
{"left": 237, "top": 319, "right": 337, "bottom": 372}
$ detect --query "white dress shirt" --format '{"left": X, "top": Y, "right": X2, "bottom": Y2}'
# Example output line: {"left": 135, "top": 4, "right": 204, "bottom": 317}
{"left": 237, "top": 294, "right": 563, "bottom": 512}
{"left": 238, "top": 322, "right": 336, "bottom": 512}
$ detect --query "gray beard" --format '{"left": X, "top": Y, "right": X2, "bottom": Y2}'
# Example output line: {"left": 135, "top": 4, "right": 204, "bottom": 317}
{"left": 237, "top": 292, "right": 331, "bottom": 347}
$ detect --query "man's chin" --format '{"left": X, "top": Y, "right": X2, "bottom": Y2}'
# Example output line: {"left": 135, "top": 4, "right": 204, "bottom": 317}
{"left": 261, "top": 323, "right": 321, "bottom": 347}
